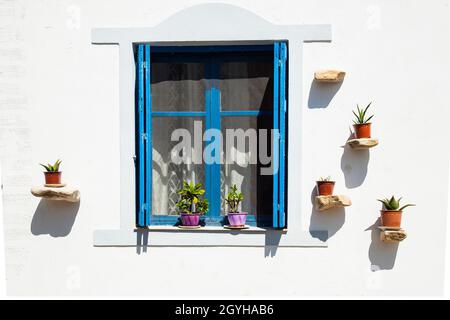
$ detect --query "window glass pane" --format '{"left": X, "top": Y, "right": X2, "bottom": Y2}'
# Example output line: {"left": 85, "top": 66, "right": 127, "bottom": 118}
{"left": 152, "top": 117, "right": 205, "bottom": 215}
{"left": 221, "top": 116, "right": 273, "bottom": 225}
{"left": 151, "top": 61, "right": 206, "bottom": 111}
{"left": 219, "top": 60, "right": 273, "bottom": 111}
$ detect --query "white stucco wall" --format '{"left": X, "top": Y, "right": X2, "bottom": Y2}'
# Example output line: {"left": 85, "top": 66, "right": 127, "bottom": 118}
{"left": 1, "top": 0, "right": 450, "bottom": 296}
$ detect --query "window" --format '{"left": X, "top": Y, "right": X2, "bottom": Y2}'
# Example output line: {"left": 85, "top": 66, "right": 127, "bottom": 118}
{"left": 136, "top": 43, "right": 287, "bottom": 228}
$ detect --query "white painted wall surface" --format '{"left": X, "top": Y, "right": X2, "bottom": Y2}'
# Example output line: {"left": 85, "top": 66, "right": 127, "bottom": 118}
{"left": 1, "top": 0, "right": 450, "bottom": 296}
{"left": 0, "top": 165, "right": 6, "bottom": 296}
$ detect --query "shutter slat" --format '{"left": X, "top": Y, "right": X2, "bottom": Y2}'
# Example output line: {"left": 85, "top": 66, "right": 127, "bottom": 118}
{"left": 272, "top": 43, "right": 280, "bottom": 228}
{"left": 144, "top": 44, "right": 152, "bottom": 226}
{"left": 278, "top": 42, "right": 287, "bottom": 228}
{"left": 137, "top": 45, "right": 146, "bottom": 227}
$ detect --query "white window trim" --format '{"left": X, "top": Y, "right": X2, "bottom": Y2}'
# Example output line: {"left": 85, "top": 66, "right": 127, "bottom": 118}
{"left": 91, "top": 3, "right": 332, "bottom": 247}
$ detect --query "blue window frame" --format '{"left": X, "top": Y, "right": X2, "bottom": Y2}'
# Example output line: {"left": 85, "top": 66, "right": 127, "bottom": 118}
{"left": 136, "top": 43, "right": 287, "bottom": 228}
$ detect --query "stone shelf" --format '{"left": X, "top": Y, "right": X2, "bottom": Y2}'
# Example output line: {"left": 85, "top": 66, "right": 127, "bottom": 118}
{"left": 314, "top": 70, "right": 346, "bottom": 83}
{"left": 378, "top": 227, "right": 407, "bottom": 243}
{"left": 31, "top": 186, "right": 80, "bottom": 203}
{"left": 315, "top": 195, "right": 351, "bottom": 211}
{"left": 346, "top": 138, "right": 378, "bottom": 150}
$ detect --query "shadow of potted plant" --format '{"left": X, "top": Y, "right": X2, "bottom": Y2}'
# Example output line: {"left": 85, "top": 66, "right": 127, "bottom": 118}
{"left": 377, "top": 196, "right": 415, "bottom": 228}
{"left": 176, "top": 181, "right": 208, "bottom": 227}
{"left": 39, "top": 159, "right": 62, "bottom": 186}
{"left": 225, "top": 184, "right": 247, "bottom": 228}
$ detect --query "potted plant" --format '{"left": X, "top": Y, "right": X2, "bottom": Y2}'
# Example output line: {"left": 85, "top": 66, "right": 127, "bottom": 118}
{"left": 39, "top": 159, "right": 62, "bottom": 185}
{"left": 225, "top": 184, "right": 247, "bottom": 227}
{"left": 377, "top": 196, "right": 415, "bottom": 228}
{"left": 316, "top": 176, "right": 335, "bottom": 196}
{"left": 352, "top": 102, "right": 374, "bottom": 138}
{"left": 176, "top": 181, "right": 208, "bottom": 227}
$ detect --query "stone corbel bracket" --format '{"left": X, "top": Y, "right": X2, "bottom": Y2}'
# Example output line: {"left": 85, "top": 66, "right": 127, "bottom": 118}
{"left": 31, "top": 186, "right": 80, "bottom": 203}
{"left": 346, "top": 138, "right": 379, "bottom": 150}
{"left": 315, "top": 195, "right": 352, "bottom": 211}
{"left": 314, "top": 70, "right": 346, "bottom": 83}
{"left": 379, "top": 227, "right": 407, "bottom": 243}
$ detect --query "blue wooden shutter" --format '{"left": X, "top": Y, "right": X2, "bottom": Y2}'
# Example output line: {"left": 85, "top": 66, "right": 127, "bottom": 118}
{"left": 272, "top": 42, "right": 287, "bottom": 228}
{"left": 144, "top": 44, "right": 152, "bottom": 226}
{"left": 137, "top": 44, "right": 152, "bottom": 227}
{"left": 272, "top": 43, "right": 280, "bottom": 228}
{"left": 278, "top": 42, "right": 287, "bottom": 228}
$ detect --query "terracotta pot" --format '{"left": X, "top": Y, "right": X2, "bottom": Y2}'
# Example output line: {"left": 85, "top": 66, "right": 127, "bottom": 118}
{"left": 353, "top": 123, "right": 371, "bottom": 138}
{"left": 316, "top": 181, "right": 335, "bottom": 196}
{"left": 180, "top": 213, "right": 200, "bottom": 226}
{"left": 44, "top": 171, "right": 61, "bottom": 185}
{"left": 380, "top": 210, "right": 402, "bottom": 228}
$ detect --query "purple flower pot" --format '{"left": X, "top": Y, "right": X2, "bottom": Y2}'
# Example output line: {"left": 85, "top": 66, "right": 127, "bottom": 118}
{"left": 180, "top": 213, "right": 200, "bottom": 226}
{"left": 227, "top": 212, "right": 248, "bottom": 227}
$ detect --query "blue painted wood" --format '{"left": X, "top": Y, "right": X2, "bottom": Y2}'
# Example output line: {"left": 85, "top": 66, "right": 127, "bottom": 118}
{"left": 220, "top": 110, "right": 272, "bottom": 117}
{"left": 151, "top": 44, "right": 273, "bottom": 53}
{"left": 204, "top": 61, "right": 212, "bottom": 217}
{"left": 144, "top": 44, "right": 152, "bottom": 226}
{"left": 151, "top": 111, "right": 207, "bottom": 117}
{"left": 279, "top": 42, "right": 287, "bottom": 228}
{"left": 145, "top": 44, "right": 281, "bottom": 227}
{"left": 272, "top": 43, "right": 280, "bottom": 228}
{"left": 209, "top": 62, "right": 221, "bottom": 218}
{"left": 150, "top": 214, "right": 258, "bottom": 226}
{"left": 137, "top": 45, "right": 146, "bottom": 227}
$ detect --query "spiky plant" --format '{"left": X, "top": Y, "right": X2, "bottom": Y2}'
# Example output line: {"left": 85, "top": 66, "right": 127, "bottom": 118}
{"left": 352, "top": 102, "right": 374, "bottom": 124}
{"left": 39, "top": 159, "right": 62, "bottom": 172}
{"left": 377, "top": 196, "right": 415, "bottom": 211}
{"left": 319, "top": 176, "right": 332, "bottom": 182}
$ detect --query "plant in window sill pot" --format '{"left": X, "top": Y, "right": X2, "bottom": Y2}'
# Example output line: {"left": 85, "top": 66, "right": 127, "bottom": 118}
{"left": 316, "top": 176, "right": 335, "bottom": 196}
{"left": 39, "top": 159, "right": 62, "bottom": 186}
{"left": 377, "top": 196, "right": 415, "bottom": 228}
{"left": 176, "top": 181, "right": 208, "bottom": 227}
{"left": 226, "top": 184, "right": 247, "bottom": 227}
{"left": 352, "top": 102, "right": 374, "bottom": 138}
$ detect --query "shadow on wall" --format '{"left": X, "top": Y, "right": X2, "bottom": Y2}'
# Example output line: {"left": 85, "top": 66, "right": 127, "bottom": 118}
{"left": 136, "top": 229, "right": 149, "bottom": 255}
{"left": 307, "top": 80, "right": 343, "bottom": 109}
{"left": 264, "top": 230, "right": 283, "bottom": 257}
{"left": 31, "top": 199, "right": 79, "bottom": 237}
{"left": 340, "top": 131, "right": 370, "bottom": 188}
{"left": 308, "top": 186, "right": 345, "bottom": 241}
{"left": 366, "top": 218, "right": 399, "bottom": 270}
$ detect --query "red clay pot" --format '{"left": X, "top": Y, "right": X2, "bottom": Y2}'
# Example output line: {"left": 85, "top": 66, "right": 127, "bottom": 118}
{"left": 380, "top": 210, "right": 402, "bottom": 228}
{"left": 44, "top": 172, "right": 61, "bottom": 185}
{"left": 316, "top": 181, "right": 335, "bottom": 196}
{"left": 353, "top": 123, "right": 371, "bottom": 138}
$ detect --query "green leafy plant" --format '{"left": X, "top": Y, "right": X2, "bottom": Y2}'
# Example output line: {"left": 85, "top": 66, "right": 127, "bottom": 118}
{"left": 352, "top": 102, "right": 374, "bottom": 124}
{"left": 377, "top": 196, "right": 415, "bottom": 211}
{"left": 196, "top": 198, "right": 209, "bottom": 214}
{"left": 225, "top": 184, "right": 244, "bottom": 213}
{"left": 319, "top": 176, "right": 332, "bottom": 182}
{"left": 39, "top": 159, "right": 62, "bottom": 172}
{"left": 176, "top": 181, "right": 207, "bottom": 214}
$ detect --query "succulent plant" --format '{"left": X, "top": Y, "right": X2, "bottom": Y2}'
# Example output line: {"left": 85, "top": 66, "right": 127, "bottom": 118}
{"left": 39, "top": 159, "right": 61, "bottom": 172}
{"left": 352, "top": 102, "right": 374, "bottom": 124}
{"left": 319, "top": 176, "right": 332, "bottom": 182}
{"left": 377, "top": 196, "right": 415, "bottom": 211}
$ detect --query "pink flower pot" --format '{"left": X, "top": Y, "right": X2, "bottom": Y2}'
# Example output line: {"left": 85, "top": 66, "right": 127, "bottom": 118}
{"left": 227, "top": 212, "right": 248, "bottom": 227}
{"left": 180, "top": 213, "right": 200, "bottom": 226}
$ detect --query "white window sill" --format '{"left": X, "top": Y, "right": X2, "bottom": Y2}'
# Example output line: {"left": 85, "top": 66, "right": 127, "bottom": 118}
{"left": 93, "top": 227, "right": 327, "bottom": 247}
